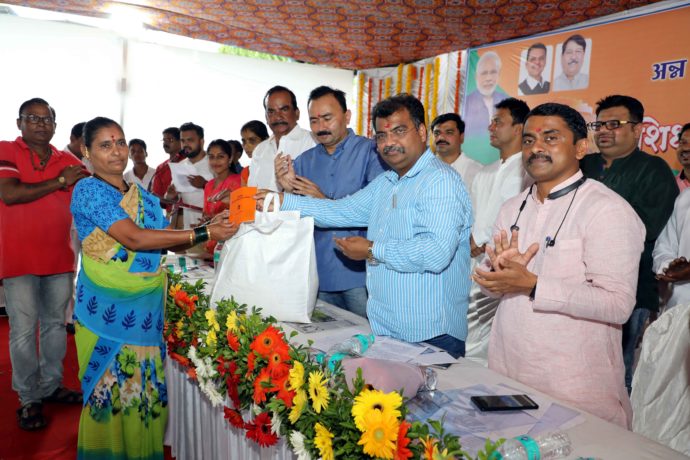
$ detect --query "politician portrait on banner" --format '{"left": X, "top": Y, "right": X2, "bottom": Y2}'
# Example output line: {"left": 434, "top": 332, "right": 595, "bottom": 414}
{"left": 518, "top": 43, "right": 553, "bottom": 96}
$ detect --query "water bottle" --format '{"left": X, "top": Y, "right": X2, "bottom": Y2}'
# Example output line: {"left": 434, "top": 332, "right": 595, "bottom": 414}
{"left": 490, "top": 431, "right": 572, "bottom": 460}
{"left": 316, "top": 334, "right": 375, "bottom": 370}
{"left": 213, "top": 242, "right": 224, "bottom": 275}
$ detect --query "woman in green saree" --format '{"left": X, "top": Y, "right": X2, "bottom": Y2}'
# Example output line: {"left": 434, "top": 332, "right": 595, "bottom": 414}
{"left": 70, "top": 117, "right": 237, "bottom": 460}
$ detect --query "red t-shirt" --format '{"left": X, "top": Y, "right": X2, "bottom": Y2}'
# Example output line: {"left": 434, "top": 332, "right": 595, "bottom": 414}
{"left": 0, "top": 137, "right": 83, "bottom": 278}
{"left": 151, "top": 153, "right": 183, "bottom": 199}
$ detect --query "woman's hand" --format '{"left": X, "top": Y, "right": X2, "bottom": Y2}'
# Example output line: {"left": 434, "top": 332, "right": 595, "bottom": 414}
{"left": 208, "top": 221, "right": 238, "bottom": 242}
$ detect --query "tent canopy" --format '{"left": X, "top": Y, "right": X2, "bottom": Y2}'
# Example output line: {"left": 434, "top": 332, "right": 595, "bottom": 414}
{"left": 3, "top": 0, "right": 659, "bottom": 69}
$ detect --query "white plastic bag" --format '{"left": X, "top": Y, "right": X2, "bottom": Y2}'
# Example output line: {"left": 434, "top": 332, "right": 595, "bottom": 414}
{"left": 210, "top": 193, "right": 318, "bottom": 323}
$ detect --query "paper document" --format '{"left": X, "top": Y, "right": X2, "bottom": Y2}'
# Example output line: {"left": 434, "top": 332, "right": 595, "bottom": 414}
{"left": 170, "top": 163, "right": 200, "bottom": 193}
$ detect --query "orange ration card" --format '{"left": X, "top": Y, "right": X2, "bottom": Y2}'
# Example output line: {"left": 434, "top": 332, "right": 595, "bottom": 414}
{"left": 229, "top": 187, "right": 257, "bottom": 225}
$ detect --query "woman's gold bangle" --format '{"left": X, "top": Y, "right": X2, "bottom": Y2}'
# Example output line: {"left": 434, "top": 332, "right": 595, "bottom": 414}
{"left": 206, "top": 225, "right": 212, "bottom": 241}
{"left": 189, "top": 230, "right": 194, "bottom": 246}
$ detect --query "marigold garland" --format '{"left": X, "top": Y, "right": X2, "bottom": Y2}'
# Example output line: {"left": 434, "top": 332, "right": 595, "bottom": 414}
{"left": 396, "top": 63, "right": 403, "bottom": 94}
{"left": 357, "top": 72, "right": 365, "bottom": 135}
{"left": 432, "top": 57, "right": 441, "bottom": 124}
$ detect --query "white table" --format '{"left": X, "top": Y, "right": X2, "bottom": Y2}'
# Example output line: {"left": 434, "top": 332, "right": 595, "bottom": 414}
{"left": 164, "top": 301, "right": 688, "bottom": 460}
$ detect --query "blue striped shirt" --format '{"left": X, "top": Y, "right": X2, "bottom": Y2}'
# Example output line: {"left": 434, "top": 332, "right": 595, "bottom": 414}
{"left": 283, "top": 149, "right": 473, "bottom": 342}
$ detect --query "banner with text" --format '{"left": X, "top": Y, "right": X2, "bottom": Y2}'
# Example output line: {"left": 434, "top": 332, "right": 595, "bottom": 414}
{"left": 462, "top": 4, "right": 689, "bottom": 170}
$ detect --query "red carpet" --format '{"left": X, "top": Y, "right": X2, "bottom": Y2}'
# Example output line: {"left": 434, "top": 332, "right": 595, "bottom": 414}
{"left": 0, "top": 318, "right": 174, "bottom": 460}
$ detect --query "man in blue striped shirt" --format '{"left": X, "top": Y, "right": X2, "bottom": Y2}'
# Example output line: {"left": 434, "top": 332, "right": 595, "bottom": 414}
{"left": 257, "top": 94, "right": 473, "bottom": 358}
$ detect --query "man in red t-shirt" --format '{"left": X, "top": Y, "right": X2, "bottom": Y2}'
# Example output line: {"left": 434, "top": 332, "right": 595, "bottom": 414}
{"left": 151, "top": 126, "right": 183, "bottom": 205}
{"left": 0, "top": 98, "right": 88, "bottom": 430}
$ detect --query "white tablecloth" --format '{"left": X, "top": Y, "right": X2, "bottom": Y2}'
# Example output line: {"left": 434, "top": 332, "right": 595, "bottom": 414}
{"left": 164, "top": 302, "right": 689, "bottom": 460}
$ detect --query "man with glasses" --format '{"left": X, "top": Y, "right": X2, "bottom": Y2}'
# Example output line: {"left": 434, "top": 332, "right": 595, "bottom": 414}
{"left": 0, "top": 98, "right": 87, "bottom": 430}
{"left": 248, "top": 85, "right": 315, "bottom": 191}
{"left": 257, "top": 94, "right": 473, "bottom": 358}
{"left": 581, "top": 94, "right": 678, "bottom": 394}
{"left": 553, "top": 34, "right": 589, "bottom": 91}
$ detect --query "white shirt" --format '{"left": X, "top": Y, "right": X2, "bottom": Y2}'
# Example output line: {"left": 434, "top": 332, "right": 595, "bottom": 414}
{"left": 470, "top": 152, "right": 531, "bottom": 246}
{"left": 248, "top": 125, "right": 315, "bottom": 191}
{"left": 447, "top": 152, "right": 483, "bottom": 193}
{"left": 178, "top": 154, "right": 213, "bottom": 228}
{"left": 653, "top": 188, "right": 690, "bottom": 307}
{"left": 524, "top": 74, "right": 548, "bottom": 91}
{"left": 553, "top": 72, "right": 589, "bottom": 91}
{"left": 124, "top": 166, "right": 155, "bottom": 191}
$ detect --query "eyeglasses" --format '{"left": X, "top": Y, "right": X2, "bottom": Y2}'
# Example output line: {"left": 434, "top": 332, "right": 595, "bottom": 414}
{"left": 587, "top": 120, "right": 638, "bottom": 132}
{"left": 20, "top": 114, "right": 55, "bottom": 125}
{"left": 374, "top": 126, "right": 410, "bottom": 143}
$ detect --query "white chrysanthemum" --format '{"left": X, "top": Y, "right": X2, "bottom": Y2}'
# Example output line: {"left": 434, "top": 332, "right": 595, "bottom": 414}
{"left": 251, "top": 403, "right": 262, "bottom": 416}
{"left": 270, "top": 410, "right": 282, "bottom": 435}
{"left": 200, "top": 380, "right": 224, "bottom": 407}
{"left": 289, "top": 431, "right": 311, "bottom": 460}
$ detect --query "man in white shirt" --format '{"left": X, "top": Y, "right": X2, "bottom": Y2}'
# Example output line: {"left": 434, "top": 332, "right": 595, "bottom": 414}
{"left": 176, "top": 122, "right": 213, "bottom": 228}
{"left": 654, "top": 124, "right": 690, "bottom": 308}
{"left": 553, "top": 34, "right": 589, "bottom": 92}
{"left": 518, "top": 43, "right": 550, "bottom": 95}
{"left": 465, "top": 97, "right": 532, "bottom": 364}
{"left": 248, "top": 85, "right": 315, "bottom": 191}
{"left": 431, "top": 113, "right": 483, "bottom": 192}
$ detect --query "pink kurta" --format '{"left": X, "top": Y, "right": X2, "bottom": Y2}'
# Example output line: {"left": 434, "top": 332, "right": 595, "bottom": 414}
{"left": 484, "top": 171, "right": 645, "bottom": 428}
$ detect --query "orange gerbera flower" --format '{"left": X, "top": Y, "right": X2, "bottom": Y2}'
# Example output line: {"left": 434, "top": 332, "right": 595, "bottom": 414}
{"left": 226, "top": 330, "right": 240, "bottom": 352}
{"left": 421, "top": 436, "right": 439, "bottom": 460}
{"left": 187, "top": 367, "right": 197, "bottom": 381}
{"left": 223, "top": 406, "right": 245, "bottom": 429}
{"left": 169, "top": 352, "right": 190, "bottom": 367}
{"left": 266, "top": 347, "right": 291, "bottom": 379}
{"left": 272, "top": 373, "right": 296, "bottom": 408}
{"left": 394, "top": 421, "right": 413, "bottom": 460}
{"left": 253, "top": 367, "right": 272, "bottom": 404}
{"left": 250, "top": 325, "right": 287, "bottom": 358}
{"left": 174, "top": 290, "right": 198, "bottom": 317}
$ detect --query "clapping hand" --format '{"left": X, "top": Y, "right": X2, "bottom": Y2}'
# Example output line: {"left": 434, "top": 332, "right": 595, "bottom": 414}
{"left": 473, "top": 229, "right": 539, "bottom": 295}
{"left": 657, "top": 257, "right": 690, "bottom": 282}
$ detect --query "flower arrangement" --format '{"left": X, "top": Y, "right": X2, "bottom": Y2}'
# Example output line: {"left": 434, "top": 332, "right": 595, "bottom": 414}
{"left": 165, "top": 273, "right": 502, "bottom": 459}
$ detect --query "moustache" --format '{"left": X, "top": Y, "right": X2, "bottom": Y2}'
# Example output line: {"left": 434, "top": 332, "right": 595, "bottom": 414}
{"left": 436, "top": 141, "right": 449, "bottom": 146}
{"left": 383, "top": 146, "right": 404, "bottom": 155}
{"left": 316, "top": 130, "right": 332, "bottom": 137}
{"left": 567, "top": 59, "right": 580, "bottom": 65}
{"left": 527, "top": 153, "right": 552, "bottom": 165}
{"left": 271, "top": 121, "right": 288, "bottom": 128}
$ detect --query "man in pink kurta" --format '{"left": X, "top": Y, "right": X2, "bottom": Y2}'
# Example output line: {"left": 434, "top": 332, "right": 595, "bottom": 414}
{"left": 474, "top": 103, "right": 645, "bottom": 429}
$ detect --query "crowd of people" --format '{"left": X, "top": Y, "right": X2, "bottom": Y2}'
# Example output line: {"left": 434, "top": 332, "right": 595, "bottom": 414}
{"left": 0, "top": 85, "right": 688, "bottom": 459}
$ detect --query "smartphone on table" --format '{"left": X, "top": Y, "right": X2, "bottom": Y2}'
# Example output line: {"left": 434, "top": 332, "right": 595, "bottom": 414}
{"left": 470, "top": 394, "right": 539, "bottom": 412}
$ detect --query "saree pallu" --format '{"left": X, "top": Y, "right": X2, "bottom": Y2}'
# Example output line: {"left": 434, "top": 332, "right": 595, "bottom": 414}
{"left": 74, "top": 185, "right": 168, "bottom": 460}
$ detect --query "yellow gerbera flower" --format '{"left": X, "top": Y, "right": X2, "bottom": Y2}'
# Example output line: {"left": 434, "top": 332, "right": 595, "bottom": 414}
{"left": 206, "top": 329, "right": 217, "bottom": 347}
{"left": 205, "top": 310, "right": 220, "bottom": 331}
{"left": 289, "top": 389, "right": 307, "bottom": 424}
{"left": 314, "top": 422, "right": 334, "bottom": 460}
{"left": 351, "top": 388, "right": 402, "bottom": 431}
{"left": 226, "top": 310, "right": 239, "bottom": 333}
{"left": 358, "top": 409, "right": 399, "bottom": 459}
{"left": 168, "top": 283, "right": 181, "bottom": 298}
{"left": 308, "top": 370, "right": 330, "bottom": 414}
{"left": 288, "top": 361, "right": 305, "bottom": 391}
{"left": 175, "top": 319, "right": 185, "bottom": 339}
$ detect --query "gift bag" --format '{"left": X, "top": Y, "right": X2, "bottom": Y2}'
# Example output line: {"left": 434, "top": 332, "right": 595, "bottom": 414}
{"left": 211, "top": 193, "right": 318, "bottom": 322}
